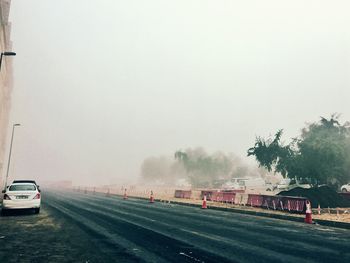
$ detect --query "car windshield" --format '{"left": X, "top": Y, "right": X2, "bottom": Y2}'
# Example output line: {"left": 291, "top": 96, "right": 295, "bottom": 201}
{"left": 9, "top": 184, "right": 36, "bottom": 191}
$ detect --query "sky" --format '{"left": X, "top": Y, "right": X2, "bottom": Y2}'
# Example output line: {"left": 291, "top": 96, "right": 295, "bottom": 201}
{"left": 6, "top": 0, "right": 350, "bottom": 185}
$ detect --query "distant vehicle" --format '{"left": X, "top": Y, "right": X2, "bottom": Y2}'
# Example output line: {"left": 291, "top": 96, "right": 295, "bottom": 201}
{"left": 238, "top": 177, "right": 273, "bottom": 192}
{"left": 276, "top": 178, "right": 311, "bottom": 192}
{"left": 222, "top": 177, "right": 275, "bottom": 192}
{"left": 265, "top": 182, "right": 275, "bottom": 191}
{"left": 276, "top": 178, "right": 293, "bottom": 191}
{"left": 341, "top": 183, "right": 350, "bottom": 192}
{"left": 2, "top": 182, "right": 41, "bottom": 214}
{"left": 222, "top": 178, "right": 247, "bottom": 191}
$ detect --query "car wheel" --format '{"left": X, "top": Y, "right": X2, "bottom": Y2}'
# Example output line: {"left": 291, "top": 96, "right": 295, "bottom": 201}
{"left": 342, "top": 188, "right": 348, "bottom": 193}
{"left": 34, "top": 208, "right": 40, "bottom": 214}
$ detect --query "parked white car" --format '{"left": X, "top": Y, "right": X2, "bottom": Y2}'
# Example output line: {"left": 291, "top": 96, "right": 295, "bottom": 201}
{"left": 341, "top": 183, "right": 350, "bottom": 193}
{"left": 2, "top": 182, "right": 41, "bottom": 214}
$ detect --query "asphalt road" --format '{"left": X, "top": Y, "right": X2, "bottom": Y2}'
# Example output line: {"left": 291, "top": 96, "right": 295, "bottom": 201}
{"left": 43, "top": 190, "right": 350, "bottom": 263}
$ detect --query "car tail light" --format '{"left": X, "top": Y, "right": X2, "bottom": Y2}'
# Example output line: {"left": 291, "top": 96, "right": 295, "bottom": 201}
{"left": 3, "top": 194, "right": 11, "bottom": 200}
{"left": 33, "top": 193, "right": 41, "bottom": 199}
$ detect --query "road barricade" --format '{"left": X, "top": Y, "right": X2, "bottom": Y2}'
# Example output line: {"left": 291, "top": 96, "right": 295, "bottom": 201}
{"left": 280, "top": 196, "right": 307, "bottom": 213}
{"left": 235, "top": 193, "right": 249, "bottom": 205}
{"left": 191, "top": 190, "right": 202, "bottom": 200}
{"left": 211, "top": 191, "right": 236, "bottom": 203}
{"left": 254, "top": 195, "right": 307, "bottom": 213}
{"left": 261, "top": 195, "right": 283, "bottom": 210}
{"left": 174, "top": 190, "right": 192, "bottom": 199}
{"left": 247, "top": 194, "right": 264, "bottom": 207}
{"left": 201, "top": 190, "right": 216, "bottom": 201}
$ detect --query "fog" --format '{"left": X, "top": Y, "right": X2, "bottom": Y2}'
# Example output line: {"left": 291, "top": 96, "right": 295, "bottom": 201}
{"left": 6, "top": 0, "right": 350, "bottom": 186}
{"left": 140, "top": 147, "right": 273, "bottom": 187}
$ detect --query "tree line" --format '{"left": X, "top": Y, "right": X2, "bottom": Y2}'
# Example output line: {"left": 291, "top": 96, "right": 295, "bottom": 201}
{"left": 140, "top": 115, "right": 350, "bottom": 189}
{"left": 140, "top": 148, "right": 263, "bottom": 188}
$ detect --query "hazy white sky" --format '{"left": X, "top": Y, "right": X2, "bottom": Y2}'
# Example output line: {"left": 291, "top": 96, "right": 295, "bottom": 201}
{"left": 7, "top": 0, "right": 350, "bottom": 185}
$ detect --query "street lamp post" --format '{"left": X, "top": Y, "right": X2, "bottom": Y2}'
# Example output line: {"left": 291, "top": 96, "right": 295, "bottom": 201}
{"left": 0, "top": 51, "right": 16, "bottom": 71}
{"left": 4, "top": 124, "right": 21, "bottom": 190}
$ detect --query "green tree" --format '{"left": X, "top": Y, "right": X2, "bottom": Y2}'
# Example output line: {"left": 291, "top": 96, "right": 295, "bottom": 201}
{"left": 248, "top": 115, "right": 350, "bottom": 188}
{"left": 247, "top": 129, "right": 294, "bottom": 177}
{"left": 296, "top": 116, "right": 350, "bottom": 186}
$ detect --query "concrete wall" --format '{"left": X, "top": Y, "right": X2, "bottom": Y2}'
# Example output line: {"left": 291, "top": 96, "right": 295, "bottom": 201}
{"left": 0, "top": 0, "right": 13, "bottom": 187}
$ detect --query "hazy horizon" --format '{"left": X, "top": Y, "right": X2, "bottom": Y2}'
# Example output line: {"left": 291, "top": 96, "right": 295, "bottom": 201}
{"left": 5, "top": 0, "right": 350, "bottom": 186}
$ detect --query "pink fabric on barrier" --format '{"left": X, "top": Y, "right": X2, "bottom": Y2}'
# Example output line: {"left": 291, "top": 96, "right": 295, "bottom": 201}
{"left": 249, "top": 195, "right": 307, "bottom": 213}
{"left": 210, "top": 191, "right": 237, "bottom": 203}
{"left": 247, "top": 194, "right": 264, "bottom": 207}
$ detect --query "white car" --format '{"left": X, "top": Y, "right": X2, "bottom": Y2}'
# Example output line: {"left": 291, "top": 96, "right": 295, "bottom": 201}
{"left": 2, "top": 182, "right": 41, "bottom": 214}
{"left": 341, "top": 183, "right": 350, "bottom": 193}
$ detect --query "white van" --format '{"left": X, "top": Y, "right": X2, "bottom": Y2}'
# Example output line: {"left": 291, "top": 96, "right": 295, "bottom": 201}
{"left": 238, "top": 178, "right": 273, "bottom": 192}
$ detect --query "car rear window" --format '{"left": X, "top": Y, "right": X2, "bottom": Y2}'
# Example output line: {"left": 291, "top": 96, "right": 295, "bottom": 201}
{"left": 9, "top": 184, "right": 36, "bottom": 191}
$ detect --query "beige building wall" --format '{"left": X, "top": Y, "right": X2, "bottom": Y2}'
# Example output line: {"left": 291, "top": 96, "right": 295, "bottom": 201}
{"left": 0, "top": 0, "right": 14, "bottom": 188}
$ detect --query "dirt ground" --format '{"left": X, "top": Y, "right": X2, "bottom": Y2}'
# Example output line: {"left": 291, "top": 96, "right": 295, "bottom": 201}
{"left": 0, "top": 203, "right": 113, "bottom": 263}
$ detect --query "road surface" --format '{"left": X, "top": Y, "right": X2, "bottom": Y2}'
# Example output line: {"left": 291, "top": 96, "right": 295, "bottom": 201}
{"left": 1, "top": 190, "right": 350, "bottom": 262}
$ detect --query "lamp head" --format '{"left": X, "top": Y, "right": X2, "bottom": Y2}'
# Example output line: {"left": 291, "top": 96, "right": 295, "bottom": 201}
{"left": 2, "top": 52, "right": 16, "bottom": 56}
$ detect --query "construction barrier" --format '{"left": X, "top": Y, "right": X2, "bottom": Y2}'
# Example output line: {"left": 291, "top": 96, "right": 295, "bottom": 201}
{"left": 235, "top": 193, "right": 249, "bottom": 205}
{"left": 201, "top": 190, "right": 216, "bottom": 201}
{"left": 196, "top": 192, "right": 308, "bottom": 213}
{"left": 257, "top": 195, "right": 307, "bottom": 213}
{"left": 174, "top": 190, "right": 192, "bottom": 199}
{"left": 247, "top": 194, "right": 264, "bottom": 207}
{"left": 191, "top": 190, "right": 202, "bottom": 200}
{"left": 211, "top": 191, "right": 236, "bottom": 203}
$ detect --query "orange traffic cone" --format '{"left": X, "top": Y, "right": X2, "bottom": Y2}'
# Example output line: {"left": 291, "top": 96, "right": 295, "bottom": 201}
{"left": 202, "top": 195, "right": 207, "bottom": 209}
{"left": 149, "top": 191, "right": 154, "bottom": 203}
{"left": 305, "top": 200, "right": 313, "bottom": 224}
{"left": 123, "top": 188, "right": 128, "bottom": 200}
